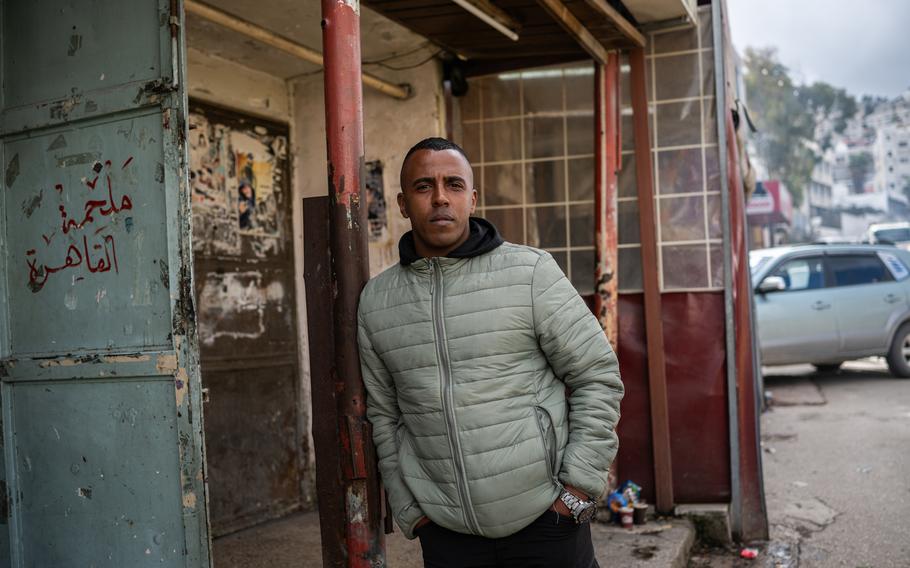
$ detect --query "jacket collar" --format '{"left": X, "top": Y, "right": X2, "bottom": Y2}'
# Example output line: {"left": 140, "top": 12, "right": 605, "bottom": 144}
{"left": 398, "top": 217, "right": 504, "bottom": 267}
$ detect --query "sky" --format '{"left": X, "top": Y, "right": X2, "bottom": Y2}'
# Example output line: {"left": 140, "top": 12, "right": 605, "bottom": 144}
{"left": 727, "top": 0, "right": 910, "bottom": 99}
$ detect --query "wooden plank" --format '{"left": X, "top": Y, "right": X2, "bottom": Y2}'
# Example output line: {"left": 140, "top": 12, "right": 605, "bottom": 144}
{"left": 629, "top": 46, "right": 675, "bottom": 514}
{"left": 536, "top": 0, "right": 609, "bottom": 64}
{"left": 453, "top": 0, "right": 522, "bottom": 33}
{"left": 303, "top": 196, "right": 345, "bottom": 567}
{"left": 582, "top": 0, "right": 646, "bottom": 46}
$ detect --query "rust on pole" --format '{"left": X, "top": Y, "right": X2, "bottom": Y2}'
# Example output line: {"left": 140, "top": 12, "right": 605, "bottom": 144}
{"left": 320, "top": 0, "right": 385, "bottom": 566}
{"left": 629, "top": 46, "right": 675, "bottom": 514}
{"left": 594, "top": 56, "right": 620, "bottom": 348}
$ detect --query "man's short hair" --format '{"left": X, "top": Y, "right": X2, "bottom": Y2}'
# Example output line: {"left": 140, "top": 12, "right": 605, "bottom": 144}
{"left": 402, "top": 137, "right": 471, "bottom": 168}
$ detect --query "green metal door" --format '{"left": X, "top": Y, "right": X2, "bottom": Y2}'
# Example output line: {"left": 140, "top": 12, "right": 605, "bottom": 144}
{"left": 0, "top": 1, "right": 210, "bottom": 566}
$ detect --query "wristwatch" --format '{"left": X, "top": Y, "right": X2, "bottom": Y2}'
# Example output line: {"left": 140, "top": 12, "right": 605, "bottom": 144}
{"left": 559, "top": 489, "right": 597, "bottom": 524}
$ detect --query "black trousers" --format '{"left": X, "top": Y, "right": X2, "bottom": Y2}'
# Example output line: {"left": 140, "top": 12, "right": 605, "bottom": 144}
{"left": 416, "top": 510, "right": 600, "bottom": 568}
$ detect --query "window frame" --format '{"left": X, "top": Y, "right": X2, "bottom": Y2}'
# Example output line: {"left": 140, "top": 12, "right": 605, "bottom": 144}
{"left": 766, "top": 254, "right": 828, "bottom": 293}
{"left": 825, "top": 252, "right": 895, "bottom": 288}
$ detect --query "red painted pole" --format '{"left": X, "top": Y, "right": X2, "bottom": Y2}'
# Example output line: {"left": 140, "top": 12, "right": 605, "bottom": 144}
{"left": 594, "top": 56, "right": 620, "bottom": 348}
{"left": 320, "top": 1, "right": 385, "bottom": 566}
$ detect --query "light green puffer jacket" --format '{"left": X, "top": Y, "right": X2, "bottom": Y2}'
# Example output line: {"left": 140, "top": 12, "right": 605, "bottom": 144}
{"left": 357, "top": 243, "right": 623, "bottom": 539}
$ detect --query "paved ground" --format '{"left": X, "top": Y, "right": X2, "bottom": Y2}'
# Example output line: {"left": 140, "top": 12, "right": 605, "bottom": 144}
{"left": 213, "top": 510, "right": 695, "bottom": 567}
{"left": 691, "top": 359, "right": 910, "bottom": 568}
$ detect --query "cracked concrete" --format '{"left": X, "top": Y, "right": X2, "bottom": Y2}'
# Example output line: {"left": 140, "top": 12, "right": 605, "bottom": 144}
{"left": 760, "top": 360, "right": 910, "bottom": 567}
{"left": 690, "top": 359, "right": 910, "bottom": 567}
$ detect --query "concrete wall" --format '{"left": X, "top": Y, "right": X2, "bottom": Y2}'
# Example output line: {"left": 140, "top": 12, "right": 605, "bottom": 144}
{"left": 187, "top": 47, "right": 290, "bottom": 124}
{"left": 187, "top": 34, "right": 443, "bottom": 512}
{"left": 291, "top": 60, "right": 445, "bottom": 275}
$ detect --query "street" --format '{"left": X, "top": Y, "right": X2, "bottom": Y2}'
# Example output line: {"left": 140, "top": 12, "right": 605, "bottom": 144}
{"left": 761, "top": 360, "right": 910, "bottom": 567}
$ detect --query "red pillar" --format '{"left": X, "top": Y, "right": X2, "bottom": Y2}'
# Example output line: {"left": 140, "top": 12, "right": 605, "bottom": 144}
{"left": 594, "top": 56, "right": 620, "bottom": 348}
{"left": 320, "top": 1, "right": 386, "bottom": 566}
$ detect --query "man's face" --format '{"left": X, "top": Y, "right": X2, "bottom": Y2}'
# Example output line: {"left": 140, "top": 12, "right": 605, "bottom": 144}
{"left": 398, "top": 149, "right": 477, "bottom": 258}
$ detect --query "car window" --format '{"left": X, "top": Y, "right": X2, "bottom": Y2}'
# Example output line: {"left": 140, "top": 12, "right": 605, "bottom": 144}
{"left": 878, "top": 251, "right": 910, "bottom": 280}
{"left": 827, "top": 254, "right": 894, "bottom": 287}
{"left": 768, "top": 257, "right": 826, "bottom": 291}
{"left": 873, "top": 228, "right": 910, "bottom": 243}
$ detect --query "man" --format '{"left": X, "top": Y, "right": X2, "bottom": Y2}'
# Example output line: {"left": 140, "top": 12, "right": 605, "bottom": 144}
{"left": 357, "top": 138, "right": 623, "bottom": 567}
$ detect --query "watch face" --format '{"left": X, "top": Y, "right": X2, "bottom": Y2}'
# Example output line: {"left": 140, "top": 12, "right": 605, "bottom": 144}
{"left": 577, "top": 504, "right": 596, "bottom": 523}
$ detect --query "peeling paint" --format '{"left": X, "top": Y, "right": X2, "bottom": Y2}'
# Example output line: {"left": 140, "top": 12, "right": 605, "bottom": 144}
{"left": 5, "top": 153, "right": 20, "bottom": 188}
{"left": 197, "top": 271, "right": 286, "bottom": 346}
{"left": 50, "top": 95, "right": 82, "bottom": 121}
{"left": 156, "top": 353, "right": 178, "bottom": 374}
{"left": 182, "top": 491, "right": 197, "bottom": 509}
{"left": 21, "top": 189, "right": 43, "bottom": 218}
{"left": 98, "top": 354, "right": 148, "bottom": 365}
{"left": 57, "top": 152, "right": 102, "bottom": 168}
{"left": 47, "top": 134, "right": 67, "bottom": 151}
{"left": 38, "top": 358, "right": 81, "bottom": 368}
{"left": 67, "top": 34, "right": 83, "bottom": 56}
{"left": 174, "top": 368, "right": 188, "bottom": 407}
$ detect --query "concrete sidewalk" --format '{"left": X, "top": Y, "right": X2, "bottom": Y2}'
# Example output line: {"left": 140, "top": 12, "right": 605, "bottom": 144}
{"left": 213, "top": 511, "right": 694, "bottom": 567}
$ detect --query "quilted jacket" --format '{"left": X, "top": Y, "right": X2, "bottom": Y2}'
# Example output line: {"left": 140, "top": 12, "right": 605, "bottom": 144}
{"left": 357, "top": 227, "right": 624, "bottom": 540}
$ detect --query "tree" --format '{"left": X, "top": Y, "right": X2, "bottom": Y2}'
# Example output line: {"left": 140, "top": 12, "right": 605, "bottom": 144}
{"left": 743, "top": 48, "right": 815, "bottom": 205}
{"left": 800, "top": 82, "right": 857, "bottom": 134}
{"left": 743, "top": 48, "right": 858, "bottom": 205}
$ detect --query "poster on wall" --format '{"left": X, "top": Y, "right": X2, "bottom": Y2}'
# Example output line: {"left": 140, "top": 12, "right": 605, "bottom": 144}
{"left": 189, "top": 110, "right": 288, "bottom": 259}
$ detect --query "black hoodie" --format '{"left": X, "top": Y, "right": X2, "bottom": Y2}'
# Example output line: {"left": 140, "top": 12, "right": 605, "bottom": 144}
{"left": 398, "top": 217, "right": 504, "bottom": 266}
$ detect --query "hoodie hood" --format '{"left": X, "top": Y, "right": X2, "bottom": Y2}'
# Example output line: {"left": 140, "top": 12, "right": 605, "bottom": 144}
{"left": 398, "top": 217, "right": 504, "bottom": 266}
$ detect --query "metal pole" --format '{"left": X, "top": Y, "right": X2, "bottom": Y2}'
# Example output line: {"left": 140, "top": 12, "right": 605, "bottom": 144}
{"left": 712, "top": 0, "right": 741, "bottom": 534}
{"left": 629, "top": 46, "right": 675, "bottom": 514}
{"left": 594, "top": 56, "right": 619, "bottom": 348}
{"left": 321, "top": 1, "right": 385, "bottom": 566}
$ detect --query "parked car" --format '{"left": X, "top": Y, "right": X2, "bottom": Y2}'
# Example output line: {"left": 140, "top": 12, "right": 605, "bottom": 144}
{"left": 750, "top": 244, "right": 910, "bottom": 377}
{"left": 866, "top": 222, "right": 910, "bottom": 250}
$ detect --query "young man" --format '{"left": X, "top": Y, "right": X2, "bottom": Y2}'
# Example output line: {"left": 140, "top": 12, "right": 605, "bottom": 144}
{"left": 357, "top": 138, "right": 623, "bottom": 567}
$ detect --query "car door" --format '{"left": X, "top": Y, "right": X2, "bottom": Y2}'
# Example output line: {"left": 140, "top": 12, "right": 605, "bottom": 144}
{"left": 825, "top": 252, "right": 906, "bottom": 354}
{"left": 755, "top": 255, "right": 839, "bottom": 365}
{"left": 0, "top": 1, "right": 210, "bottom": 566}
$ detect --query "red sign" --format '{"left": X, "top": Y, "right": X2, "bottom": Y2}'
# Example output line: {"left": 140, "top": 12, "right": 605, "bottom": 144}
{"left": 747, "top": 180, "right": 793, "bottom": 225}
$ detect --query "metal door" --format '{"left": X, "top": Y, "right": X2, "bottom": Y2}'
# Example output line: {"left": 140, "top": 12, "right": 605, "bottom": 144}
{"left": 187, "top": 102, "right": 302, "bottom": 535}
{"left": 0, "top": 1, "right": 210, "bottom": 566}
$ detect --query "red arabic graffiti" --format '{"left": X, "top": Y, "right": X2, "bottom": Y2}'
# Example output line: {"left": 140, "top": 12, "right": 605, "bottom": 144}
{"left": 26, "top": 157, "right": 133, "bottom": 293}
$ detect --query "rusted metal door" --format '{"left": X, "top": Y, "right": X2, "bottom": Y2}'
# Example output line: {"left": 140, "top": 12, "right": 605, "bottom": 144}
{"left": 0, "top": 1, "right": 210, "bottom": 566}
{"left": 187, "top": 103, "right": 302, "bottom": 535}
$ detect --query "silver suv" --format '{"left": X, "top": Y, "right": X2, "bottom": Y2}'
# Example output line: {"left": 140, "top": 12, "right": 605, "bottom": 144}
{"left": 750, "top": 244, "right": 910, "bottom": 377}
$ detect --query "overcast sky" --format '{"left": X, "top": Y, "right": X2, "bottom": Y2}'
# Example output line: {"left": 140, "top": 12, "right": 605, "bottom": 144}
{"left": 727, "top": 0, "right": 910, "bottom": 99}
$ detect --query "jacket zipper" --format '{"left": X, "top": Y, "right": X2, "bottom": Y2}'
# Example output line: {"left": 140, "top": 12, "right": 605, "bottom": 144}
{"left": 432, "top": 259, "right": 481, "bottom": 534}
{"left": 534, "top": 406, "right": 559, "bottom": 485}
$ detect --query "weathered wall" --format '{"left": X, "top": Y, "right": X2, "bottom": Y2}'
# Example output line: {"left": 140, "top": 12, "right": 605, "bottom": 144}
{"left": 187, "top": 26, "right": 444, "bottom": 520}
{"left": 186, "top": 48, "right": 318, "bottom": 517}
{"left": 291, "top": 59, "right": 445, "bottom": 276}
{"left": 187, "top": 48, "right": 290, "bottom": 124}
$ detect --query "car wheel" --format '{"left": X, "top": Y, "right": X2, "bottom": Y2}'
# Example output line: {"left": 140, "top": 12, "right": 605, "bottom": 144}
{"left": 812, "top": 363, "right": 841, "bottom": 373}
{"left": 886, "top": 323, "right": 910, "bottom": 378}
